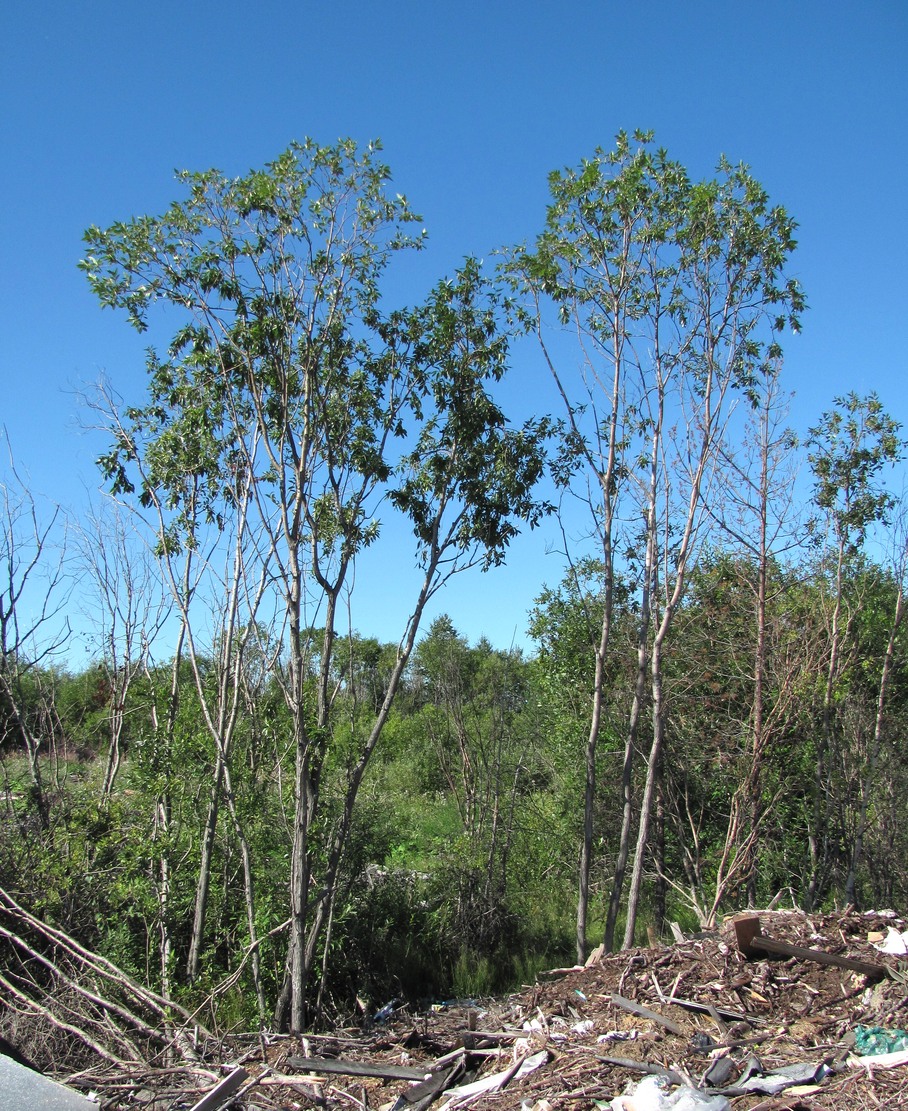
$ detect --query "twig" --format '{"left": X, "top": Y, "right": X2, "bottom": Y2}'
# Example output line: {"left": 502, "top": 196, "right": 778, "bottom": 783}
{"left": 330, "top": 1085, "right": 369, "bottom": 1111}
{"left": 0, "top": 969, "right": 138, "bottom": 1069}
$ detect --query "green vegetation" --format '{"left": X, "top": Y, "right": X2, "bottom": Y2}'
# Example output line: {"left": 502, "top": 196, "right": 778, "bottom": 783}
{"left": 2, "top": 134, "right": 907, "bottom": 1041}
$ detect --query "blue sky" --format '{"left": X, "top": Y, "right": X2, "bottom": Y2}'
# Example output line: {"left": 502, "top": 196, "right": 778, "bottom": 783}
{"left": 2, "top": 0, "right": 906, "bottom": 654}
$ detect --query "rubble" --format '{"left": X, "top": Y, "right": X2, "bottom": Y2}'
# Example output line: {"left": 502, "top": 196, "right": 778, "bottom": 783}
{"left": 28, "top": 909, "right": 908, "bottom": 1109}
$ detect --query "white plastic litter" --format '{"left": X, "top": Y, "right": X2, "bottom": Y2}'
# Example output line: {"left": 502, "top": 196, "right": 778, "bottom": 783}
{"left": 872, "top": 925, "right": 908, "bottom": 954}
{"left": 513, "top": 1050, "right": 548, "bottom": 1080}
{"left": 609, "top": 1075, "right": 731, "bottom": 1111}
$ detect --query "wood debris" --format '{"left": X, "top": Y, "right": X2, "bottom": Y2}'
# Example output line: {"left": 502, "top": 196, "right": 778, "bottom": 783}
{"left": 6, "top": 908, "right": 908, "bottom": 1109}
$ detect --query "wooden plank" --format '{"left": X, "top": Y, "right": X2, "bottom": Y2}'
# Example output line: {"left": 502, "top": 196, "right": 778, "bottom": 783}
{"left": 733, "top": 914, "right": 886, "bottom": 978}
{"left": 187, "top": 1068, "right": 249, "bottom": 1111}
{"left": 286, "top": 1056, "right": 429, "bottom": 1081}
{"left": 664, "top": 995, "right": 757, "bottom": 1024}
{"left": 392, "top": 1064, "right": 461, "bottom": 1111}
{"left": 594, "top": 1055, "right": 686, "bottom": 1084}
{"left": 608, "top": 993, "right": 685, "bottom": 1036}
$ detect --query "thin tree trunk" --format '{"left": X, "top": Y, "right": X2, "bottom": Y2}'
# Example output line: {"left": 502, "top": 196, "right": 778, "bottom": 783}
{"left": 808, "top": 539, "right": 845, "bottom": 910}
{"left": 577, "top": 646, "right": 606, "bottom": 962}
{"left": 604, "top": 381, "right": 661, "bottom": 953}
{"left": 604, "top": 518, "right": 654, "bottom": 951}
{"left": 653, "top": 765, "right": 666, "bottom": 936}
{"left": 845, "top": 584, "right": 903, "bottom": 905}
{"left": 186, "top": 752, "right": 225, "bottom": 981}
{"left": 623, "top": 626, "right": 668, "bottom": 948}
{"left": 222, "top": 760, "right": 267, "bottom": 1021}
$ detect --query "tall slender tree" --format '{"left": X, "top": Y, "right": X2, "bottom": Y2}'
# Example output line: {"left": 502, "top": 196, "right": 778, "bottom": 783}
{"left": 83, "top": 140, "right": 547, "bottom": 1028}
{"left": 507, "top": 132, "right": 804, "bottom": 951}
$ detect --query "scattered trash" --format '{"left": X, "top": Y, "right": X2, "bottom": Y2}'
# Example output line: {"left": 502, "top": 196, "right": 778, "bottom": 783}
{"left": 688, "top": 1032, "right": 716, "bottom": 1053}
{"left": 608, "top": 1074, "right": 730, "bottom": 1110}
{"left": 373, "top": 999, "right": 399, "bottom": 1023}
{"left": 870, "top": 925, "right": 908, "bottom": 954}
{"left": 30, "top": 907, "right": 906, "bottom": 1108}
{"left": 854, "top": 1024, "right": 908, "bottom": 1055}
{"left": 848, "top": 1046, "right": 908, "bottom": 1070}
{"left": 700, "top": 1056, "right": 735, "bottom": 1088}
{"left": 513, "top": 1049, "right": 549, "bottom": 1080}
{"left": 736, "top": 1057, "right": 832, "bottom": 1095}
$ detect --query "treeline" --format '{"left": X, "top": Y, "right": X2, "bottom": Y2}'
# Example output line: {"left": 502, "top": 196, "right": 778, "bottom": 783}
{"left": 2, "top": 550, "right": 907, "bottom": 1033}
{"left": 1, "top": 132, "right": 906, "bottom": 1039}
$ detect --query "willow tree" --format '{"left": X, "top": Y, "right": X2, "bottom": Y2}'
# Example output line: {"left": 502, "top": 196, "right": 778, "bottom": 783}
{"left": 82, "top": 139, "right": 547, "bottom": 1030}
{"left": 508, "top": 131, "right": 804, "bottom": 952}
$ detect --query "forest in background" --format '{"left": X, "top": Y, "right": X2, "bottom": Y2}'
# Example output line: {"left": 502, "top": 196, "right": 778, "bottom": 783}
{"left": 2, "top": 133, "right": 907, "bottom": 1054}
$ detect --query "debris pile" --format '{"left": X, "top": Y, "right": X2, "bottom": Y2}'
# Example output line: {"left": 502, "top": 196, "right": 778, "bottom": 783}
{"left": 20, "top": 909, "right": 908, "bottom": 1109}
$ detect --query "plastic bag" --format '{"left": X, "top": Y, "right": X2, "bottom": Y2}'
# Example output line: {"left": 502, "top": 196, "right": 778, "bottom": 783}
{"left": 609, "top": 1074, "right": 731, "bottom": 1110}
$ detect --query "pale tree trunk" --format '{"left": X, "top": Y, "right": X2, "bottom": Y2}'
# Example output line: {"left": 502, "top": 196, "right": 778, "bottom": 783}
{"left": 622, "top": 322, "right": 728, "bottom": 948}
{"left": 746, "top": 530, "right": 768, "bottom": 904}
{"left": 604, "top": 504, "right": 655, "bottom": 951}
{"left": 145, "top": 618, "right": 185, "bottom": 1004}
{"left": 155, "top": 797, "right": 172, "bottom": 999}
{"left": 284, "top": 546, "right": 324, "bottom": 1033}
{"left": 178, "top": 468, "right": 264, "bottom": 984}
{"left": 222, "top": 759, "right": 267, "bottom": 1020}
{"left": 623, "top": 616, "right": 668, "bottom": 948}
{"left": 807, "top": 537, "right": 847, "bottom": 910}
{"left": 520, "top": 231, "right": 631, "bottom": 962}
{"left": 186, "top": 754, "right": 226, "bottom": 980}
{"left": 845, "top": 580, "right": 904, "bottom": 905}
{"left": 605, "top": 350, "right": 664, "bottom": 953}
{"left": 282, "top": 581, "right": 432, "bottom": 1030}
{"left": 574, "top": 312, "right": 625, "bottom": 963}
{"left": 577, "top": 646, "right": 606, "bottom": 960}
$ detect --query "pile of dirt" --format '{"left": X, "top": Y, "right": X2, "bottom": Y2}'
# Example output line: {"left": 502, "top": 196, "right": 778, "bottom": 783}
{"left": 58, "top": 909, "right": 908, "bottom": 1109}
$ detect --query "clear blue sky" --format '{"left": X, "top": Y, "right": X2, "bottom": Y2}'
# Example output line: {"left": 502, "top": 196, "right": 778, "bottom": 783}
{"left": 2, "top": 0, "right": 906, "bottom": 653}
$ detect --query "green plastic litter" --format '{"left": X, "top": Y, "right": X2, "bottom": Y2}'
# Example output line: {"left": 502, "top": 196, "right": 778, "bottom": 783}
{"left": 854, "top": 1025, "right": 908, "bottom": 1055}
